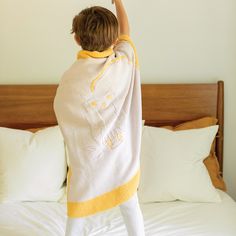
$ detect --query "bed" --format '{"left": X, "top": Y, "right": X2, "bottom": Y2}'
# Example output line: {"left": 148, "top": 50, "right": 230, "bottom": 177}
{"left": 0, "top": 81, "right": 236, "bottom": 236}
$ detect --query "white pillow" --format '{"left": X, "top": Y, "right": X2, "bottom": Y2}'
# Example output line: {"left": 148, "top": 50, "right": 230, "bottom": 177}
{"left": 138, "top": 125, "right": 221, "bottom": 203}
{"left": 0, "top": 126, "right": 67, "bottom": 203}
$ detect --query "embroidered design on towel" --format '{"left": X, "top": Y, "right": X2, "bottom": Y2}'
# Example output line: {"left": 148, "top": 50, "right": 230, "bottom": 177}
{"left": 82, "top": 97, "right": 106, "bottom": 160}
{"left": 104, "top": 127, "right": 124, "bottom": 149}
{"left": 102, "top": 90, "right": 127, "bottom": 150}
{"left": 82, "top": 89, "right": 127, "bottom": 156}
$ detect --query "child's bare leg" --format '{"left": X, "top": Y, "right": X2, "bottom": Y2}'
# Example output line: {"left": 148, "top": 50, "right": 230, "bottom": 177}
{"left": 119, "top": 192, "right": 145, "bottom": 236}
{"left": 65, "top": 216, "right": 86, "bottom": 236}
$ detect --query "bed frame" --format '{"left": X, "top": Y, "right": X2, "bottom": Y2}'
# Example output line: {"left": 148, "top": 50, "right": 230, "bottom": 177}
{"left": 0, "top": 81, "right": 224, "bottom": 175}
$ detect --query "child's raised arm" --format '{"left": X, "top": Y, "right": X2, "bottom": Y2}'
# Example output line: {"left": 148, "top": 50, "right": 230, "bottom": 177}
{"left": 112, "top": 0, "right": 130, "bottom": 36}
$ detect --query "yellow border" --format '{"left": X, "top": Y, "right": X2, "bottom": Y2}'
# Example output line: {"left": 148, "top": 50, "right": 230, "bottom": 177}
{"left": 77, "top": 47, "right": 114, "bottom": 59}
{"left": 67, "top": 169, "right": 140, "bottom": 218}
{"left": 118, "top": 34, "right": 139, "bottom": 68}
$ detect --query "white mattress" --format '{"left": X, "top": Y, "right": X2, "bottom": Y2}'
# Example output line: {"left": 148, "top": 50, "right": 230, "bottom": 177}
{"left": 0, "top": 189, "right": 236, "bottom": 236}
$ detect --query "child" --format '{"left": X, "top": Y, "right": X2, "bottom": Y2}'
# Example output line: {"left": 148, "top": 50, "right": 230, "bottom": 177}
{"left": 53, "top": 0, "right": 145, "bottom": 235}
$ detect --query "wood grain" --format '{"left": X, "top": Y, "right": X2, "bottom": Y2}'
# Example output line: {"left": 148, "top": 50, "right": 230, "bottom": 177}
{"left": 0, "top": 85, "right": 57, "bottom": 129}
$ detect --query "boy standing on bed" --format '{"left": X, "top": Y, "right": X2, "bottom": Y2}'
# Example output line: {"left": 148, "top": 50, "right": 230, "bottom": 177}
{"left": 53, "top": 0, "right": 145, "bottom": 235}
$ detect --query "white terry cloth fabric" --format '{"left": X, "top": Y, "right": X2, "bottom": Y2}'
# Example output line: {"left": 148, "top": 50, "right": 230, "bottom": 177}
{"left": 53, "top": 34, "right": 142, "bottom": 218}
{"left": 65, "top": 193, "right": 145, "bottom": 236}
{"left": 0, "top": 190, "right": 236, "bottom": 236}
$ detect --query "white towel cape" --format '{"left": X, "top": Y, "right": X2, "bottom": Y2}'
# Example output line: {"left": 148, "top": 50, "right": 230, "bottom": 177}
{"left": 53, "top": 35, "right": 142, "bottom": 218}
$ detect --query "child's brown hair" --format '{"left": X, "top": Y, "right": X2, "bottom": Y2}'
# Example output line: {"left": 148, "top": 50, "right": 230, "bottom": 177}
{"left": 71, "top": 6, "right": 119, "bottom": 52}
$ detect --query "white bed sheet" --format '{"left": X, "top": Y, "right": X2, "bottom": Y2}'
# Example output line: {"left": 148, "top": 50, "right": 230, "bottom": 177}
{"left": 0, "top": 189, "right": 236, "bottom": 236}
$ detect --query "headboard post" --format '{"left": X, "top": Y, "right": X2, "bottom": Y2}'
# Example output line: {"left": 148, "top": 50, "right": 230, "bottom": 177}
{"left": 216, "top": 80, "right": 224, "bottom": 176}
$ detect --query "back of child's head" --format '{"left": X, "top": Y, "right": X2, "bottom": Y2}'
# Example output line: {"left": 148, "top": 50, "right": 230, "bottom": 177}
{"left": 71, "top": 6, "right": 119, "bottom": 52}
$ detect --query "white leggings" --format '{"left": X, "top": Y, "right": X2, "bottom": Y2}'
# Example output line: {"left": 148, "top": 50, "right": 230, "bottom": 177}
{"left": 65, "top": 192, "right": 145, "bottom": 236}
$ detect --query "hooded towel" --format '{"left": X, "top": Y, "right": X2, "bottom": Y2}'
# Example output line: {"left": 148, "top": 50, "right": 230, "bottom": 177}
{"left": 53, "top": 35, "right": 142, "bottom": 218}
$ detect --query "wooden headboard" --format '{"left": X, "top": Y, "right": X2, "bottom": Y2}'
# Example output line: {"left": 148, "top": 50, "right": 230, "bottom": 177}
{"left": 0, "top": 81, "right": 224, "bottom": 175}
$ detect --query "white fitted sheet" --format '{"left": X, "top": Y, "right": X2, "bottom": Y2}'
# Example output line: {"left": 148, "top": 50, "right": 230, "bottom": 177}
{"left": 0, "top": 189, "right": 236, "bottom": 236}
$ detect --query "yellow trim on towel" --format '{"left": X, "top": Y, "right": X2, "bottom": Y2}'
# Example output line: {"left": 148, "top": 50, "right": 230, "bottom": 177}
{"left": 67, "top": 169, "right": 140, "bottom": 218}
{"left": 77, "top": 47, "right": 114, "bottom": 59}
{"left": 118, "top": 34, "right": 139, "bottom": 68}
{"left": 90, "top": 55, "right": 127, "bottom": 93}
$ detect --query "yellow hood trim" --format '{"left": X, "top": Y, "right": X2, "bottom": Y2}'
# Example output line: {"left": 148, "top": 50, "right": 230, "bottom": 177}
{"left": 77, "top": 48, "right": 114, "bottom": 59}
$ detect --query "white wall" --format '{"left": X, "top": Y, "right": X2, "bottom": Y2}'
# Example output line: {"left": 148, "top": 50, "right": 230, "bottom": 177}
{"left": 0, "top": 0, "right": 235, "bottom": 200}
